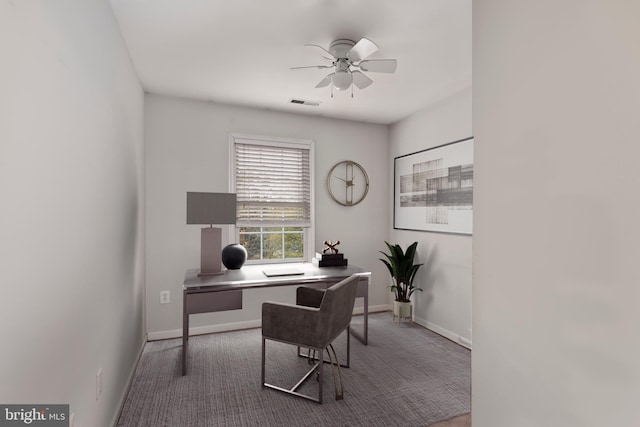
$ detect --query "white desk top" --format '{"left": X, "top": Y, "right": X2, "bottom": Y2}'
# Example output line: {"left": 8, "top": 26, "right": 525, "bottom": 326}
{"left": 183, "top": 263, "right": 369, "bottom": 290}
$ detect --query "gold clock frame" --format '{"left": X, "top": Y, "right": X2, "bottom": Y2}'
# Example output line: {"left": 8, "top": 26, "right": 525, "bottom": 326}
{"left": 326, "top": 160, "right": 370, "bottom": 206}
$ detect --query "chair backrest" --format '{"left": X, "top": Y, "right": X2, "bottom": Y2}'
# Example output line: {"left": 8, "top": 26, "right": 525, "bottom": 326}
{"left": 317, "top": 275, "right": 359, "bottom": 346}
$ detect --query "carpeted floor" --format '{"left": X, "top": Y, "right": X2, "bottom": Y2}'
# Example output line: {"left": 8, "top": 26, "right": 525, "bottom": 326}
{"left": 118, "top": 313, "right": 470, "bottom": 426}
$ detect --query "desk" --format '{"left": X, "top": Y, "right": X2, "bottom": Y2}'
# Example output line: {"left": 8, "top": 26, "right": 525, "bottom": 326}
{"left": 182, "top": 263, "right": 370, "bottom": 375}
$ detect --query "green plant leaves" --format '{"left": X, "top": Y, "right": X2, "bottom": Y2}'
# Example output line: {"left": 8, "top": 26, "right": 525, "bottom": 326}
{"left": 378, "top": 241, "right": 423, "bottom": 302}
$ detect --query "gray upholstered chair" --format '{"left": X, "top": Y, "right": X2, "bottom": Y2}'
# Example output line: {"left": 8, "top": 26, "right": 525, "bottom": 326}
{"left": 261, "top": 274, "right": 360, "bottom": 403}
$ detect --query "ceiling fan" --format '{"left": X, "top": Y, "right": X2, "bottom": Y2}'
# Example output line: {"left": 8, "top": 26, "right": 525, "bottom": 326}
{"left": 291, "top": 38, "right": 397, "bottom": 97}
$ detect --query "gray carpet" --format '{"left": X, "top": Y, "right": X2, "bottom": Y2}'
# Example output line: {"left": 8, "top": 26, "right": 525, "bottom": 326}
{"left": 117, "top": 313, "right": 470, "bottom": 426}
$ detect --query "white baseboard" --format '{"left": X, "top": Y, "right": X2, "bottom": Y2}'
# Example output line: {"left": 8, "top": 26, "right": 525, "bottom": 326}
{"left": 112, "top": 333, "right": 147, "bottom": 427}
{"left": 412, "top": 315, "right": 472, "bottom": 350}
{"left": 148, "top": 319, "right": 262, "bottom": 341}
{"left": 148, "top": 304, "right": 391, "bottom": 341}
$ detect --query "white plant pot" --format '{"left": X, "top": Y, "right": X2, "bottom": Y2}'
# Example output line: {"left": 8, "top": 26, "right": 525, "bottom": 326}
{"left": 392, "top": 300, "right": 413, "bottom": 323}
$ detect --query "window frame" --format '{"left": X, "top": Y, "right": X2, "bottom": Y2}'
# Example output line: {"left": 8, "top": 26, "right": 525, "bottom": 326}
{"left": 229, "top": 133, "right": 315, "bottom": 264}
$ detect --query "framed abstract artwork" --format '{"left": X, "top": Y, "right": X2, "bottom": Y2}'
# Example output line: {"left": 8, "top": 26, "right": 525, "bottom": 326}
{"left": 394, "top": 137, "right": 474, "bottom": 234}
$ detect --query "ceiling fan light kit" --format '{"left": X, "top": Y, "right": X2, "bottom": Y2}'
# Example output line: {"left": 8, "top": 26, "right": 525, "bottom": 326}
{"left": 333, "top": 71, "right": 351, "bottom": 91}
{"left": 292, "top": 37, "right": 397, "bottom": 97}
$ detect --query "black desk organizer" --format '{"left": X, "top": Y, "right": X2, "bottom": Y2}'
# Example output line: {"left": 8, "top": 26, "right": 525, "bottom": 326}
{"left": 312, "top": 252, "right": 348, "bottom": 267}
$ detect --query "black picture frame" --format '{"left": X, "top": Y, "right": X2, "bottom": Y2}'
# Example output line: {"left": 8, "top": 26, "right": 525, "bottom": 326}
{"left": 393, "top": 137, "right": 474, "bottom": 234}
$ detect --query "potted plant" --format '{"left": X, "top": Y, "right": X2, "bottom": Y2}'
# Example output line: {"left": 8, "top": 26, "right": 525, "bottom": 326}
{"left": 379, "top": 241, "right": 423, "bottom": 322}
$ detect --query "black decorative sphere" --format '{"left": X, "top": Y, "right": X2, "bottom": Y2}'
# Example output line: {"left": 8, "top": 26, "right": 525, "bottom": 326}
{"left": 221, "top": 244, "right": 247, "bottom": 269}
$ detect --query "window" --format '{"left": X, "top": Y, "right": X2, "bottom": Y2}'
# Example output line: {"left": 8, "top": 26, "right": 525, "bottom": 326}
{"left": 230, "top": 134, "right": 314, "bottom": 263}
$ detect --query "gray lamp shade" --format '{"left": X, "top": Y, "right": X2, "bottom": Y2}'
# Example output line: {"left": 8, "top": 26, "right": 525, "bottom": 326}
{"left": 186, "top": 192, "right": 237, "bottom": 225}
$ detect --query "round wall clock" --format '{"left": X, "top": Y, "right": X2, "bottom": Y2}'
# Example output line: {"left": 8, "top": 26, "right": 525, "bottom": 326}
{"left": 326, "top": 160, "right": 369, "bottom": 206}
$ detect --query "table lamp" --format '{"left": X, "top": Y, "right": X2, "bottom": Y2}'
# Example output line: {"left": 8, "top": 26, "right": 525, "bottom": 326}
{"left": 186, "top": 192, "right": 237, "bottom": 276}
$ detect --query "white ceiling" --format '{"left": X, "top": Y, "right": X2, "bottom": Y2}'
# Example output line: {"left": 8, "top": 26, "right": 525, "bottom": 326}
{"left": 109, "top": 0, "right": 471, "bottom": 125}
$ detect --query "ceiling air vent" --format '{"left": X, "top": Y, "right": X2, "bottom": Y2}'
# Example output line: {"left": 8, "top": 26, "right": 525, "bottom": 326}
{"left": 289, "top": 98, "right": 321, "bottom": 107}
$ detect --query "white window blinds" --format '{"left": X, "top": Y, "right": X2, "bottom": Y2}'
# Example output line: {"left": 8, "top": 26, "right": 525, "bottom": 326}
{"left": 233, "top": 139, "right": 312, "bottom": 227}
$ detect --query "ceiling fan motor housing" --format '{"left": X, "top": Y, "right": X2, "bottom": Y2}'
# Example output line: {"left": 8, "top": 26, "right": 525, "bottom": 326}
{"left": 329, "top": 39, "right": 356, "bottom": 59}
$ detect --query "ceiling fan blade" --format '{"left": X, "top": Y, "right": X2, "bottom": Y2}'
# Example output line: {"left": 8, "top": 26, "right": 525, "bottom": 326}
{"left": 290, "top": 65, "right": 333, "bottom": 70}
{"left": 347, "top": 37, "right": 379, "bottom": 62}
{"left": 359, "top": 59, "right": 397, "bottom": 73}
{"left": 315, "top": 73, "right": 334, "bottom": 88}
{"left": 351, "top": 71, "right": 373, "bottom": 90}
{"left": 304, "top": 43, "right": 336, "bottom": 59}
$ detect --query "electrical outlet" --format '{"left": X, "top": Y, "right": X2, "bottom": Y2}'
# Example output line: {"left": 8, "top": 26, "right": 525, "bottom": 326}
{"left": 96, "top": 368, "right": 103, "bottom": 400}
{"left": 160, "top": 291, "right": 170, "bottom": 304}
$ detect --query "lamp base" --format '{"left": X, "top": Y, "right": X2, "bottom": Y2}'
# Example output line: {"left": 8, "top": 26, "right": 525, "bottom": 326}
{"left": 199, "top": 227, "right": 223, "bottom": 276}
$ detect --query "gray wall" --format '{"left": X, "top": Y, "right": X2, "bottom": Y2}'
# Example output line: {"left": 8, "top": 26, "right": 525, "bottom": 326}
{"left": 389, "top": 87, "right": 472, "bottom": 345}
{"left": 473, "top": 0, "right": 640, "bottom": 425}
{"left": 0, "top": 1, "right": 145, "bottom": 426}
{"left": 145, "top": 94, "right": 390, "bottom": 338}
